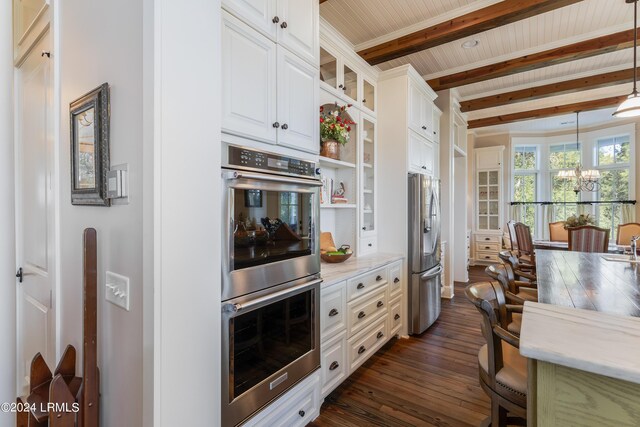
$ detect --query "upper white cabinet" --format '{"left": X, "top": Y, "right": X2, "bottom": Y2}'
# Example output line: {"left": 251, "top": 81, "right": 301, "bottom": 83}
{"left": 408, "top": 131, "right": 434, "bottom": 175}
{"left": 433, "top": 107, "right": 442, "bottom": 144}
{"left": 409, "top": 82, "right": 435, "bottom": 141}
{"left": 319, "top": 45, "right": 376, "bottom": 115}
{"left": 222, "top": 11, "right": 319, "bottom": 154}
{"left": 222, "top": 0, "right": 319, "bottom": 65}
{"left": 277, "top": 47, "right": 319, "bottom": 153}
{"left": 222, "top": 13, "right": 277, "bottom": 144}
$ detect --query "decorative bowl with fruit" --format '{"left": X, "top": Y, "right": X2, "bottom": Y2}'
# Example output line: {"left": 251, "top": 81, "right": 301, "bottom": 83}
{"left": 321, "top": 245, "right": 353, "bottom": 263}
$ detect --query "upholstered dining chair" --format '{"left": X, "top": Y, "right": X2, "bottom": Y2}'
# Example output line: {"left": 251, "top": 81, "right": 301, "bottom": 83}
{"left": 485, "top": 264, "right": 538, "bottom": 306}
{"left": 548, "top": 221, "right": 568, "bottom": 242}
{"left": 568, "top": 225, "right": 610, "bottom": 253}
{"left": 498, "top": 250, "right": 537, "bottom": 283}
{"left": 513, "top": 222, "right": 535, "bottom": 266}
{"left": 617, "top": 223, "right": 640, "bottom": 246}
{"left": 465, "top": 282, "right": 527, "bottom": 427}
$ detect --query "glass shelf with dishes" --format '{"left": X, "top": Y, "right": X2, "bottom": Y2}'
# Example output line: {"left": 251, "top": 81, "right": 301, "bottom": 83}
{"left": 360, "top": 115, "right": 376, "bottom": 242}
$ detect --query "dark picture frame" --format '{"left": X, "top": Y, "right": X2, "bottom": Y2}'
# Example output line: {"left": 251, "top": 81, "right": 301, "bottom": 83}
{"left": 70, "top": 83, "right": 110, "bottom": 206}
{"left": 244, "top": 190, "right": 263, "bottom": 208}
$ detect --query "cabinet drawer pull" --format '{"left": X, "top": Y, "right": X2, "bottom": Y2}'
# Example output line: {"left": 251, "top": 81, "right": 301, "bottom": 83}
{"left": 394, "top": 313, "right": 400, "bottom": 320}
{"left": 376, "top": 275, "right": 383, "bottom": 281}
{"left": 329, "top": 361, "right": 339, "bottom": 371}
{"left": 485, "top": 237, "right": 491, "bottom": 241}
{"left": 298, "top": 410, "right": 305, "bottom": 418}
{"left": 485, "top": 246, "right": 491, "bottom": 249}
{"left": 357, "top": 283, "right": 365, "bottom": 290}
{"left": 358, "top": 346, "right": 366, "bottom": 355}
{"left": 376, "top": 301, "right": 384, "bottom": 308}
{"left": 328, "top": 308, "right": 339, "bottom": 317}
{"left": 280, "top": 21, "right": 288, "bottom": 29}
{"left": 376, "top": 331, "right": 384, "bottom": 339}
{"left": 485, "top": 256, "right": 491, "bottom": 259}
{"left": 358, "top": 311, "right": 366, "bottom": 319}
{"left": 272, "top": 16, "right": 279, "bottom": 23}
{"left": 394, "top": 277, "right": 400, "bottom": 284}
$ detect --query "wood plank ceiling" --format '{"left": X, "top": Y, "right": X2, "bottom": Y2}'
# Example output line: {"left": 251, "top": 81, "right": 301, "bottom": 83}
{"left": 320, "top": 0, "right": 637, "bottom": 133}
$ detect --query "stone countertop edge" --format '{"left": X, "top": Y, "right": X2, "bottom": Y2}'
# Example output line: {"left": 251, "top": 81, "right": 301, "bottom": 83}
{"left": 520, "top": 301, "right": 640, "bottom": 385}
{"left": 320, "top": 253, "right": 405, "bottom": 287}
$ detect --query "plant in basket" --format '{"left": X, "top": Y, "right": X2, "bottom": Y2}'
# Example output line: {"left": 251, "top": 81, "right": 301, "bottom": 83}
{"left": 564, "top": 213, "right": 596, "bottom": 229}
{"left": 320, "top": 103, "right": 355, "bottom": 160}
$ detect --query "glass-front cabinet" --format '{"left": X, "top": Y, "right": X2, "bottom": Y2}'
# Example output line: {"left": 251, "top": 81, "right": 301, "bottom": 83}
{"left": 360, "top": 116, "right": 376, "bottom": 237}
{"left": 477, "top": 170, "right": 500, "bottom": 231}
{"left": 362, "top": 79, "right": 376, "bottom": 114}
{"left": 320, "top": 47, "right": 339, "bottom": 91}
{"left": 342, "top": 64, "right": 358, "bottom": 102}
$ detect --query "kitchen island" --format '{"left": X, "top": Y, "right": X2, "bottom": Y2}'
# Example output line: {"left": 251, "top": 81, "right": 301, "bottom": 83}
{"left": 520, "top": 250, "right": 640, "bottom": 426}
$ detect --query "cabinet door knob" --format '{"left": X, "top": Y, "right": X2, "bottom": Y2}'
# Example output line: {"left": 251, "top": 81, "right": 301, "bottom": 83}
{"left": 272, "top": 16, "right": 280, "bottom": 23}
{"left": 357, "top": 283, "right": 365, "bottom": 290}
{"left": 281, "top": 123, "right": 288, "bottom": 130}
{"left": 422, "top": 166, "right": 427, "bottom": 170}
{"left": 329, "top": 361, "right": 340, "bottom": 371}
{"left": 362, "top": 226, "right": 366, "bottom": 230}
{"left": 272, "top": 122, "right": 280, "bottom": 128}
{"left": 358, "top": 346, "right": 366, "bottom": 354}
{"left": 394, "top": 277, "right": 400, "bottom": 284}
{"left": 368, "top": 243, "right": 373, "bottom": 247}
{"left": 394, "top": 313, "right": 400, "bottom": 320}
{"left": 358, "top": 311, "right": 366, "bottom": 319}
{"left": 338, "top": 84, "right": 344, "bottom": 89}
{"left": 376, "top": 301, "right": 384, "bottom": 308}
{"left": 299, "top": 410, "right": 305, "bottom": 417}
{"left": 376, "top": 331, "right": 384, "bottom": 339}
{"left": 362, "top": 98, "right": 367, "bottom": 103}
{"left": 376, "top": 275, "right": 383, "bottom": 281}
{"left": 328, "top": 308, "right": 339, "bottom": 317}
{"left": 281, "top": 21, "right": 288, "bottom": 29}
{"left": 422, "top": 125, "right": 427, "bottom": 130}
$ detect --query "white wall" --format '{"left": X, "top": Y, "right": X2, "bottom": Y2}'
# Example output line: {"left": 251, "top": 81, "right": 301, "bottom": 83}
{"left": 57, "top": 1, "right": 144, "bottom": 425}
{"left": 0, "top": 0, "right": 16, "bottom": 423}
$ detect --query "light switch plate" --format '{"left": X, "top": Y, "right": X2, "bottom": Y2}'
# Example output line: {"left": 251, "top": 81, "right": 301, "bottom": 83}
{"left": 105, "top": 271, "right": 130, "bottom": 311}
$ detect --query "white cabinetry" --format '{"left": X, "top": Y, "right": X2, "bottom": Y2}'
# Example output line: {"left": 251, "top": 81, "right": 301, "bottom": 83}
{"left": 319, "top": 260, "right": 404, "bottom": 398}
{"left": 222, "top": 0, "right": 319, "bottom": 64}
{"left": 222, "top": 12, "right": 319, "bottom": 154}
{"left": 473, "top": 146, "right": 504, "bottom": 264}
{"left": 409, "top": 82, "right": 435, "bottom": 141}
{"left": 408, "top": 130, "right": 434, "bottom": 175}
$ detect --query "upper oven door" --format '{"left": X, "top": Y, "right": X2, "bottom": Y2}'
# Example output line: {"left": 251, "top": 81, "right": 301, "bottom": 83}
{"left": 222, "top": 170, "right": 322, "bottom": 301}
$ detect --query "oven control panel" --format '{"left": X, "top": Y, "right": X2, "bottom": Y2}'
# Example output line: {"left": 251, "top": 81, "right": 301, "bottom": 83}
{"left": 227, "top": 146, "right": 317, "bottom": 178}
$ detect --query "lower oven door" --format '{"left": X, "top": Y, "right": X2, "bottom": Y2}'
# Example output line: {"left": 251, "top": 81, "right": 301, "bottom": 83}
{"left": 222, "top": 277, "right": 321, "bottom": 427}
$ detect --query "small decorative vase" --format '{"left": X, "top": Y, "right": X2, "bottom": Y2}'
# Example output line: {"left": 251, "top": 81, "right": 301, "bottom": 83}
{"left": 320, "top": 140, "right": 340, "bottom": 160}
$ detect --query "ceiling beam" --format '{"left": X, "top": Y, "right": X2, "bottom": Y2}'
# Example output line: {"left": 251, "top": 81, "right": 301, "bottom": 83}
{"left": 357, "top": 0, "right": 583, "bottom": 65}
{"left": 460, "top": 68, "right": 640, "bottom": 112}
{"left": 467, "top": 96, "right": 628, "bottom": 129}
{"left": 428, "top": 29, "right": 638, "bottom": 91}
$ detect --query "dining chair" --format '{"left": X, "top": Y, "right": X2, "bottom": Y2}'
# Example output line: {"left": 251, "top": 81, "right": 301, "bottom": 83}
{"left": 465, "top": 282, "right": 527, "bottom": 427}
{"left": 567, "top": 225, "right": 610, "bottom": 253}
{"left": 498, "top": 250, "right": 537, "bottom": 282}
{"left": 548, "top": 221, "right": 568, "bottom": 242}
{"left": 513, "top": 222, "right": 535, "bottom": 266}
{"left": 507, "top": 220, "right": 518, "bottom": 251}
{"left": 617, "top": 223, "right": 640, "bottom": 246}
{"left": 486, "top": 264, "right": 538, "bottom": 306}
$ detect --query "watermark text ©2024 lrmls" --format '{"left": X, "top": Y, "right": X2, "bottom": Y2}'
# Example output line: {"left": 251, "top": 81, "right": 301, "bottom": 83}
{"left": 1, "top": 401, "right": 80, "bottom": 414}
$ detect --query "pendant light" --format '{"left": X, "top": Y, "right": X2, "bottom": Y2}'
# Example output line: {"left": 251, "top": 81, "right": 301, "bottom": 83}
{"left": 558, "top": 112, "right": 600, "bottom": 193}
{"left": 614, "top": 0, "right": 640, "bottom": 118}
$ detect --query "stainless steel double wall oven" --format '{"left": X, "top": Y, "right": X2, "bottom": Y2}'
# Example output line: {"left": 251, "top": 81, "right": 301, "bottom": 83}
{"left": 221, "top": 145, "right": 322, "bottom": 426}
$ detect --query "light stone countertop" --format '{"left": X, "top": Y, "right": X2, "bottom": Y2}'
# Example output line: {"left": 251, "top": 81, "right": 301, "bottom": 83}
{"left": 320, "top": 253, "right": 404, "bottom": 287}
{"left": 520, "top": 302, "right": 640, "bottom": 385}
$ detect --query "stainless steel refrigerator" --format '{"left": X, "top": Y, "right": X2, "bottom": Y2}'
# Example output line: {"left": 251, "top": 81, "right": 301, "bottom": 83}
{"left": 408, "top": 174, "right": 442, "bottom": 335}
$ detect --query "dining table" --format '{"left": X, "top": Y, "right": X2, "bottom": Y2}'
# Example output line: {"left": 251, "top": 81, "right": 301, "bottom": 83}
{"left": 533, "top": 239, "right": 624, "bottom": 253}
{"left": 534, "top": 249, "right": 640, "bottom": 317}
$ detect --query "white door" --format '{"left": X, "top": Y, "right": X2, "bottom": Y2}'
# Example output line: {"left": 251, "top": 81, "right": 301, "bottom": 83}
{"left": 408, "top": 83, "right": 423, "bottom": 134}
{"left": 222, "top": 0, "right": 278, "bottom": 40}
{"left": 222, "top": 12, "right": 277, "bottom": 144}
{"left": 276, "top": 46, "right": 318, "bottom": 154}
{"left": 15, "top": 32, "right": 55, "bottom": 395}
{"left": 277, "top": 0, "right": 318, "bottom": 65}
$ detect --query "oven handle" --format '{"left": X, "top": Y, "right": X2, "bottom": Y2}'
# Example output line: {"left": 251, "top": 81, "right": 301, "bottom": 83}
{"left": 223, "top": 278, "right": 322, "bottom": 314}
{"left": 224, "top": 170, "right": 323, "bottom": 188}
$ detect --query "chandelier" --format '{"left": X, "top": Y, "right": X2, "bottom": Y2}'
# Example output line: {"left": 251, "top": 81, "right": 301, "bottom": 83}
{"left": 557, "top": 112, "right": 600, "bottom": 193}
{"left": 613, "top": 0, "right": 640, "bottom": 118}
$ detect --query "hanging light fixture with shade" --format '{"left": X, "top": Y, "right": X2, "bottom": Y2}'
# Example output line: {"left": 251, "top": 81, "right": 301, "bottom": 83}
{"left": 614, "top": 0, "right": 640, "bottom": 118}
{"left": 558, "top": 112, "right": 601, "bottom": 193}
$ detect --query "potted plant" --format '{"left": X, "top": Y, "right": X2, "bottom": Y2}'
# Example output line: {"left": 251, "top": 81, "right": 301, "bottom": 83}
{"left": 564, "top": 213, "right": 596, "bottom": 229}
{"left": 320, "top": 103, "right": 355, "bottom": 160}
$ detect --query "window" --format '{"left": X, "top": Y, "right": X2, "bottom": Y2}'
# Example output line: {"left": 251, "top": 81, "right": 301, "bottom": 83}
{"left": 549, "top": 143, "right": 581, "bottom": 170}
{"left": 596, "top": 135, "right": 631, "bottom": 240}
{"left": 550, "top": 174, "right": 579, "bottom": 221}
{"left": 598, "top": 136, "right": 630, "bottom": 166}
{"left": 513, "top": 146, "right": 538, "bottom": 235}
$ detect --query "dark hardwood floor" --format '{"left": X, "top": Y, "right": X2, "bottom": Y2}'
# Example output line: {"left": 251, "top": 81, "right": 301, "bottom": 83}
{"left": 309, "top": 266, "right": 491, "bottom": 427}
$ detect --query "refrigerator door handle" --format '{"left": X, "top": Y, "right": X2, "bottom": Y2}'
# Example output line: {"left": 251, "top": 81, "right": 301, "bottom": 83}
{"left": 421, "top": 265, "right": 443, "bottom": 280}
